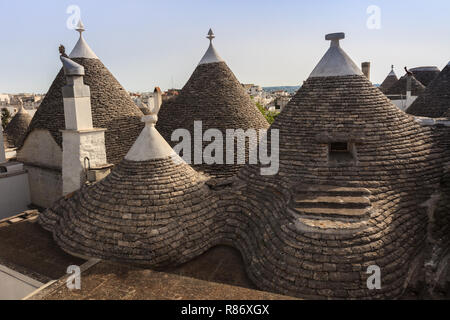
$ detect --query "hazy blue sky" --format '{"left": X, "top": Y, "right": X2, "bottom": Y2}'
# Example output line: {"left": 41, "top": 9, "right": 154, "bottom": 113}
{"left": 1, "top": 0, "right": 449, "bottom": 93}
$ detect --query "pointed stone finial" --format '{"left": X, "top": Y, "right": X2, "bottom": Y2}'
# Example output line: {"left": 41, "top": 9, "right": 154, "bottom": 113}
{"left": 207, "top": 28, "right": 215, "bottom": 43}
{"left": 76, "top": 19, "right": 85, "bottom": 34}
{"left": 198, "top": 29, "right": 224, "bottom": 65}
{"left": 69, "top": 19, "right": 99, "bottom": 59}
{"left": 391, "top": 65, "right": 394, "bottom": 71}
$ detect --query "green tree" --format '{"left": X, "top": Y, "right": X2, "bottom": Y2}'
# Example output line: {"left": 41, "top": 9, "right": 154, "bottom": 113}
{"left": 255, "top": 101, "right": 278, "bottom": 125}
{"left": 1, "top": 108, "right": 12, "bottom": 129}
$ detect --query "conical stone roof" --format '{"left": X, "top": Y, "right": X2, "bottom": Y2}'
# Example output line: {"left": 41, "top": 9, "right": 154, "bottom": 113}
{"left": 385, "top": 73, "right": 426, "bottom": 96}
{"left": 4, "top": 102, "right": 32, "bottom": 148}
{"left": 379, "top": 66, "right": 398, "bottom": 93}
{"left": 39, "top": 113, "right": 218, "bottom": 267}
{"left": 156, "top": 30, "right": 269, "bottom": 178}
{"left": 19, "top": 24, "right": 143, "bottom": 164}
{"left": 229, "top": 33, "right": 445, "bottom": 299}
{"left": 406, "top": 63, "right": 450, "bottom": 118}
{"left": 410, "top": 66, "right": 440, "bottom": 87}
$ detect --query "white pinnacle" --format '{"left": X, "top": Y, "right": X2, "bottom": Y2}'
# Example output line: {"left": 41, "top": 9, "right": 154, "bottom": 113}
{"left": 69, "top": 19, "right": 99, "bottom": 59}
{"left": 388, "top": 65, "right": 396, "bottom": 77}
{"left": 198, "top": 28, "right": 224, "bottom": 65}
{"left": 309, "top": 32, "right": 363, "bottom": 78}
{"left": 125, "top": 98, "right": 179, "bottom": 162}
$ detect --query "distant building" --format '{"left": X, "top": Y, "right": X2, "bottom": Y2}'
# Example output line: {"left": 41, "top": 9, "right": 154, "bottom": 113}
{"left": 407, "top": 62, "right": 450, "bottom": 118}
{"left": 385, "top": 73, "right": 425, "bottom": 111}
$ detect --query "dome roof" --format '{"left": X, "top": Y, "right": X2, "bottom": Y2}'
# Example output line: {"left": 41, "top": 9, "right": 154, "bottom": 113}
{"left": 410, "top": 66, "right": 440, "bottom": 87}
{"left": 39, "top": 114, "right": 217, "bottom": 267}
{"left": 406, "top": 63, "right": 450, "bottom": 118}
{"left": 385, "top": 74, "right": 425, "bottom": 96}
{"left": 232, "top": 33, "right": 444, "bottom": 299}
{"left": 19, "top": 25, "right": 143, "bottom": 164}
{"left": 156, "top": 30, "right": 269, "bottom": 178}
{"left": 379, "top": 66, "right": 398, "bottom": 93}
{"left": 4, "top": 103, "right": 32, "bottom": 148}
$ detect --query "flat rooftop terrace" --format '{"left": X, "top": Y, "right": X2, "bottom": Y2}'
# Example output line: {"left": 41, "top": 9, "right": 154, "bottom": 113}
{"left": 0, "top": 212, "right": 294, "bottom": 300}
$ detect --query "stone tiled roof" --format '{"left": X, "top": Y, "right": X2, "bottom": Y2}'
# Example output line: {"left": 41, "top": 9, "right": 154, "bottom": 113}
{"left": 410, "top": 66, "right": 440, "bottom": 87}
{"left": 37, "top": 32, "right": 449, "bottom": 300}
{"left": 4, "top": 108, "right": 32, "bottom": 148}
{"left": 406, "top": 64, "right": 450, "bottom": 118}
{"left": 39, "top": 156, "right": 218, "bottom": 267}
{"left": 232, "top": 72, "right": 447, "bottom": 299}
{"left": 156, "top": 61, "right": 269, "bottom": 178}
{"left": 19, "top": 58, "right": 144, "bottom": 164}
{"left": 379, "top": 71, "right": 398, "bottom": 94}
{"left": 385, "top": 74, "right": 426, "bottom": 96}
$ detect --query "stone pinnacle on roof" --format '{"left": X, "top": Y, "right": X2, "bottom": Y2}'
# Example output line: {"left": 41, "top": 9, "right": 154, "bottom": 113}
{"left": 379, "top": 65, "right": 399, "bottom": 93}
{"left": 125, "top": 106, "right": 177, "bottom": 162}
{"left": 69, "top": 18, "right": 99, "bottom": 59}
{"left": 388, "top": 65, "right": 396, "bottom": 77}
{"left": 198, "top": 28, "right": 224, "bottom": 65}
{"left": 309, "top": 32, "right": 363, "bottom": 78}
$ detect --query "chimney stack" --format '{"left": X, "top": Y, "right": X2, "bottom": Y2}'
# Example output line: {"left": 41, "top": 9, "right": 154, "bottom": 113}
{"left": 60, "top": 55, "right": 110, "bottom": 195}
{"left": 0, "top": 124, "right": 6, "bottom": 164}
{"left": 362, "top": 62, "right": 371, "bottom": 80}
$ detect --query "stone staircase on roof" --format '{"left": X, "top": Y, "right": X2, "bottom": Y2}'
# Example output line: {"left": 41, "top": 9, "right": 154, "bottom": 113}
{"left": 291, "top": 184, "right": 372, "bottom": 222}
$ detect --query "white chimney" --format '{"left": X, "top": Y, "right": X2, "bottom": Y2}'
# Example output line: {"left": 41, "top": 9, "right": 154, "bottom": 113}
{"left": 0, "top": 124, "right": 6, "bottom": 164}
{"left": 361, "top": 62, "right": 371, "bottom": 80}
{"left": 406, "top": 73, "right": 413, "bottom": 106}
{"left": 60, "top": 56, "right": 109, "bottom": 195}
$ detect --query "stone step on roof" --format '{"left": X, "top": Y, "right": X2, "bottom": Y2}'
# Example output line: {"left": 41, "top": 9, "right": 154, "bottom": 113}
{"left": 292, "top": 185, "right": 372, "bottom": 220}
{"left": 293, "top": 206, "right": 370, "bottom": 219}
{"left": 294, "top": 184, "right": 371, "bottom": 197}
{"left": 294, "top": 196, "right": 371, "bottom": 209}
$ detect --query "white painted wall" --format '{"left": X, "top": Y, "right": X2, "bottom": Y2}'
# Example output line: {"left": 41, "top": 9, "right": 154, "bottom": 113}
{"left": 0, "top": 265, "right": 44, "bottom": 300}
{"left": 16, "top": 129, "right": 63, "bottom": 208}
{"left": 0, "top": 172, "right": 31, "bottom": 220}
{"left": 17, "top": 129, "right": 62, "bottom": 169}
{"left": 24, "top": 166, "right": 62, "bottom": 208}
{"left": 62, "top": 129, "right": 107, "bottom": 195}
{"left": 390, "top": 96, "right": 418, "bottom": 111}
